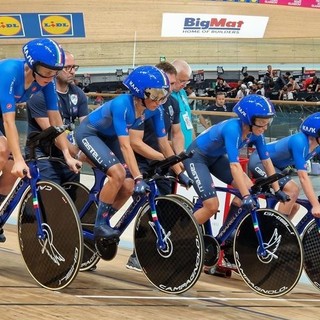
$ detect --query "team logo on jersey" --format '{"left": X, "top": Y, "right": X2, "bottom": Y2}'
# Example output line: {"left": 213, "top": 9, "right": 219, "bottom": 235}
{"left": 6, "top": 103, "right": 12, "bottom": 110}
{"left": 70, "top": 94, "right": 78, "bottom": 105}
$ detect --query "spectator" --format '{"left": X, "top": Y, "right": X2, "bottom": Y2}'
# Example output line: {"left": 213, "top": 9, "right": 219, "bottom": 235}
{"left": 171, "top": 60, "right": 195, "bottom": 149}
{"left": 199, "top": 92, "right": 231, "bottom": 129}
{"left": 25, "top": 51, "right": 88, "bottom": 184}
{"left": 185, "top": 84, "right": 197, "bottom": 110}
{"left": 242, "top": 72, "right": 255, "bottom": 85}
{"left": 287, "top": 76, "right": 300, "bottom": 92}
{"left": 256, "top": 80, "right": 265, "bottom": 96}
{"left": 215, "top": 76, "right": 231, "bottom": 95}
{"left": 280, "top": 84, "right": 296, "bottom": 100}
{"left": 263, "top": 72, "right": 274, "bottom": 97}
{"left": 236, "top": 84, "right": 248, "bottom": 100}
{"left": 94, "top": 88, "right": 104, "bottom": 105}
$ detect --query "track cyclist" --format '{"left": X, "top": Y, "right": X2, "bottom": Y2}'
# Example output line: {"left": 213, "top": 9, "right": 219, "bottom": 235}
{"left": 74, "top": 65, "right": 191, "bottom": 252}
{"left": 249, "top": 112, "right": 320, "bottom": 219}
{"left": 0, "top": 38, "right": 81, "bottom": 242}
{"left": 183, "top": 95, "right": 288, "bottom": 267}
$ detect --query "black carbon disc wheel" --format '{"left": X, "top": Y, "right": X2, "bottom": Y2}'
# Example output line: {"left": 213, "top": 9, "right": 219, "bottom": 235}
{"left": 18, "top": 181, "right": 83, "bottom": 290}
{"left": 63, "top": 182, "right": 100, "bottom": 271}
{"left": 235, "top": 208, "right": 303, "bottom": 297}
{"left": 302, "top": 220, "right": 320, "bottom": 291}
{"left": 134, "top": 196, "right": 204, "bottom": 294}
{"left": 166, "top": 194, "right": 194, "bottom": 213}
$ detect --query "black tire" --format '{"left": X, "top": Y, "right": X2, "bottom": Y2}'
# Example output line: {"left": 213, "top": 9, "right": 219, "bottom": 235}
{"left": 62, "top": 182, "right": 100, "bottom": 271}
{"left": 302, "top": 220, "right": 320, "bottom": 291}
{"left": 18, "top": 181, "right": 83, "bottom": 290}
{"left": 134, "top": 196, "right": 204, "bottom": 294}
{"left": 235, "top": 208, "right": 303, "bottom": 297}
{"left": 166, "top": 194, "right": 194, "bottom": 213}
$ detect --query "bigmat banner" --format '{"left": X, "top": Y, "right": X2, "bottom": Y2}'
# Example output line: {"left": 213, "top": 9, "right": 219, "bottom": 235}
{"left": 161, "top": 13, "right": 269, "bottom": 38}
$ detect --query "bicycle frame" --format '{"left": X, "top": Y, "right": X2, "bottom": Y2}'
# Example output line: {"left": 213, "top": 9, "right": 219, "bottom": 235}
{"left": 0, "top": 159, "right": 46, "bottom": 239}
{"left": 262, "top": 193, "right": 318, "bottom": 235}
{"left": 79, "top": 167, "right": 167, "bottom": 249}
{"left": 208, "top": 186, "right": 269, "bottom": 257}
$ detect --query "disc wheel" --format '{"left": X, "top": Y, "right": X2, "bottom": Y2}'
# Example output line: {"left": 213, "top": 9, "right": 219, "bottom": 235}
{"left": 135, "top": 196, "right": 204, "bottom": 294}
{"left": 18, "top": 181, "right": 83, "bottom": 290}
{"left": 235, "top": 208, "right": 303, "bottom": 297}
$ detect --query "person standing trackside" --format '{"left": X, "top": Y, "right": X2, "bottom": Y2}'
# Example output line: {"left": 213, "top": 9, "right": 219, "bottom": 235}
{"left": 171, "top": 60, "right": 195, "bottom": 149}
{"left": 25, "top": 51, "right": 89, "bottom": 184}
{"left": 0, "top": 38, "right": 81, "bottom": 243}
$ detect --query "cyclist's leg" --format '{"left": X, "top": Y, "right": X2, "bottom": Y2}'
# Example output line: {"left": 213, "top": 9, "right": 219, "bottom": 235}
{"left": 75, "top": 129, "right": 127, "bottom": 243}
{"left": 248, "top": 152, "right": 299, "bottom": 218}
{"left": 184, "top": 152, "right": 220, "bottom": 225}
{"left": 0, "top": 135, "right": 16, "bottom": 242}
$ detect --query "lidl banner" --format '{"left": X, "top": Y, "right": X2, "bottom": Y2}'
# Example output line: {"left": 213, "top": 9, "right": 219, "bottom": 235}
{"left": 161, "top": 13, "right": 269, "bottom": 38}
{"left": 0, "top": 13, "right": 85, "bottom": 39}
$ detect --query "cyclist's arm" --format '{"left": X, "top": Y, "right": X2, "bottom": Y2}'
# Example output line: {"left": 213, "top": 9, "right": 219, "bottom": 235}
{"left": 129, "top": 128, "right": 165, "bottom": 161}
{"left": 298, "top": 170, "right": 320, "bottom": 217}
{"left": 256, "top": 135, "right": 281, "bottom": 192}
{"left": 223, "top": 124, "right": 251, "bottom": 197}
{"left": 229, "top": 162, "right": 252, "bottom": 197}
{"left": 261, "top": 158, "right": 281, "bottom": 192}
{"left": 3, "top": 112, "right": 29, "bottom": 177}
{"left": 47, "top": 110, "right": 81, "bottom": 170}
{"left": 171, "top": 123, "right": 185, "bottom": 154}
{"left": 118, "top": 135, "right": 141, "bottom": 179}
{"left": 158, "top": 136, "right": 184, "bottom": 175}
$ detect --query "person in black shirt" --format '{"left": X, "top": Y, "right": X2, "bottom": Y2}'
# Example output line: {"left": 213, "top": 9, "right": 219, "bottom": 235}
{"left": 25, "top": 51, "right": 89, "bottom": 184}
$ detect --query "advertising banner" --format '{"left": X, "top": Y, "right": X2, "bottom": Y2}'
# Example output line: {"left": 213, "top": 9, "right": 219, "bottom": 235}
{"left": 161, "top": 13, "right": 269, "bottom": 38}
{"left": 0, "top": 13, "right": 85, "bottom": 39}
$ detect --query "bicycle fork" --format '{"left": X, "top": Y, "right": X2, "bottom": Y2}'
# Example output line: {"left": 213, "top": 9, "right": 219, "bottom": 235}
{"left": 250, "top": 208, "right": 268, "bottom": 257}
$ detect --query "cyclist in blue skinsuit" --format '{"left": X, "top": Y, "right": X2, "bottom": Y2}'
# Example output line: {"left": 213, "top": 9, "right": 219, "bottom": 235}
{"left": 249, "top": 112, "right": 320, "bottom": 219}
{"left": 184, "top": 95, "right": 288, "bottom": 226}
{"left": 0, "top": 38, "right": 81, "bottom": 242}
{"left": 75, "top": 65, "right": 191, "bottom": 248}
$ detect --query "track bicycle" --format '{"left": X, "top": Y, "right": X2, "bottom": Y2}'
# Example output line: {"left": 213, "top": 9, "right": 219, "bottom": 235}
{"left": 62, "top": 151, "right": 204, "bottom": 294}
{"left": 0, "top": 125, "right": 83, "bottom": 290}
{"left": 256, "top": 182, "right": 320, "bottom": 292}
{"left": 195, "top": 171, "right": 304, "bottom": 297}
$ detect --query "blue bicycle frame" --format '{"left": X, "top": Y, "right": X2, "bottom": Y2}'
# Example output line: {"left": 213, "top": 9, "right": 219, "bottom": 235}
{"left": 0, "top": 159, "right": 46, "bottom": 240}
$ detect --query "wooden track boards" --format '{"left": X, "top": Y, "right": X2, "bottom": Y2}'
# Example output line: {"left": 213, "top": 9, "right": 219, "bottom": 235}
{"left": 0, "top": 225, "right": 319, "bottom": 320}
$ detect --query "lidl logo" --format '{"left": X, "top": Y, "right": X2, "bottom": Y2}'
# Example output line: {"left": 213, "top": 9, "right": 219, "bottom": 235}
{"left": 40, "top": 15, "right": 73, "bottom": 36}
{"left": 0, "top": 15, "right": 24, "bottom": 37}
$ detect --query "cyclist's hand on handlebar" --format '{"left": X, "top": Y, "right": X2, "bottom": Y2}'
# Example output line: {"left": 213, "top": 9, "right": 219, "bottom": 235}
{"left": 241, "top": 195, "right": 258, "bottom": 212}
{"left": 12, "top": 160, "right": 31, "bottom": 178}
{"left": 275, "top": 189, "right": 290, "bottom": 203}
{"left": 134, "top": 178, "right": 150, "bottom": 195}
{"left": 178, "top": 172, "right": 193, "bottom": 189}
{"left": 66, "top": 157, "right": 82, "bottom": 174}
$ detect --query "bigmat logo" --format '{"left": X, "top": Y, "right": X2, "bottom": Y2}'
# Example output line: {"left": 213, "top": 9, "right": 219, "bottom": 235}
{"left": 162, "top": 13, "right": 269, "bottom": 38}
{"left": 39, "top": 14, "right": 73, "bottom": 36}
{"left": 0, "top": 15, "right": 24, "bottom": 37}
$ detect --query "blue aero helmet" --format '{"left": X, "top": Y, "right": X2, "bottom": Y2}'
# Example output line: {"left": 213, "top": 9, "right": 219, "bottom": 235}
{"left": 300, "top": 112, "right": 320, "bottom": 138}
{"left": 123, "top": 65, "right": 170, "bottom": 102}
{"left": 233, "top": 94, "right": 275, "bottom": 126}
{"left": 22, "top": 38, "right": 65, "bottom": 71}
